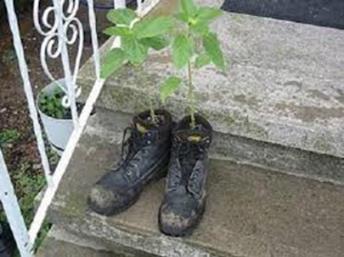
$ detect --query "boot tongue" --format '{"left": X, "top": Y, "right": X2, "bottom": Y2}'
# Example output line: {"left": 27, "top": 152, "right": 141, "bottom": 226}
{"left": 135, "top": 122, "right": 149, "bottom": 134}
{"left": 175, "top": 130, "right": 207, "bottom": 182}
{"left": 133, "top": 116, "right": 157, "bottom": 135}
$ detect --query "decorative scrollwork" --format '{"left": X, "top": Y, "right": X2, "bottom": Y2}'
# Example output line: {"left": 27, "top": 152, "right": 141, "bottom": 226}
{"left": 34, "top": 0, "right": 83, "bottom": 108}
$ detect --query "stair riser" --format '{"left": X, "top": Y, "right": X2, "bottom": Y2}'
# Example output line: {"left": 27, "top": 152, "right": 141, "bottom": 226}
{"left": 51, "top": 226, "right": 158, "bottom": 257}
{"left": 212, "top": 131, "right": 344, "bottom": 185}
{"left": 47, "top": 211, "right": 224, "bottom": 257}
{"left": 37, "top": 226, "right": 146, "bottom": 257}
{"left": 82, "top": 107, "right": 344, "bottom": 185}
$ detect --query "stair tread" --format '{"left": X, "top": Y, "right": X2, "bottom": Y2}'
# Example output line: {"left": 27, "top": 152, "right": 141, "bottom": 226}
{"left": 79, "top": 0, "right": 344, "bottom": 158}
{"left": 49, "top": 110, "right": 344, "bottom": 257}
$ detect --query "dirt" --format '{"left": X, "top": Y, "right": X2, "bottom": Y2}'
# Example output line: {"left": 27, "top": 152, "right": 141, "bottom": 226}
{"left": 0, "top": 9, "right": 45, "bottom": 172}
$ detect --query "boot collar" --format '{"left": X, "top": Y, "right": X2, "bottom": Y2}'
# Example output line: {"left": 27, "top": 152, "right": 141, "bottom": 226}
{"left": 133, "top": 109, "right": 173, "bottom": 140}
{"left": 173, "top": 113, "right": 213, "bottom": 145}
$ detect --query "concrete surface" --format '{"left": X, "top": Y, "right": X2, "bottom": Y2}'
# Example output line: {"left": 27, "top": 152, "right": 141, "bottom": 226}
{"left": 47, "top": 109, "right": 344, "bottom": 257}
{"left": 78, "top": 0, "right": 344, "bottom": 161}
{"left": 36, "top": 226, "right": 131, "bottom": 257}
{"left": 222, "top": 0, "right": 344, "bottom": 29}
{"left": 86, "top": 108, "right": 344, "bottom": 185}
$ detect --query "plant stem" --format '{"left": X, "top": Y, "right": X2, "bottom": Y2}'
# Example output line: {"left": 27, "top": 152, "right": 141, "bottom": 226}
{"left": 149, "top": 98, "right": 156, "bottom": 124}
{"left": 187, "top": 60, "right": 196, "bottom": 128}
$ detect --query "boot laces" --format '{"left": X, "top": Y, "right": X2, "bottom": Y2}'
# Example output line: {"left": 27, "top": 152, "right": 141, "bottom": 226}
{"left": 170, "top": 139, "right": 208, "bottom": 189}
{"left": 118, "top": 126, "right": 150, "bottom": 181}
{"left": 120, "top": 126, "right": 141, "bottom": 162}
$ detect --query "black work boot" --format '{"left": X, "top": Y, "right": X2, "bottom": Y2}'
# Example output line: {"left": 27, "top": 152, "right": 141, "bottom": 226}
{"left": 88, "top": 109, "right": 173, "bottom": 216}
{"left": 159, "top": 114, "right": 212, "bottom": 237}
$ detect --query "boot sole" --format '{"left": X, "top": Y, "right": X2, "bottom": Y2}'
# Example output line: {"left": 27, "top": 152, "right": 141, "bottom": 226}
{"left": 88, "top": 152, "right": 170, "bottom": 216}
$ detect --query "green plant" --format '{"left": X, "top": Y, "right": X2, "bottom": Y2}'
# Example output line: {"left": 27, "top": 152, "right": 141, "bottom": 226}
{"left": 101, "top": 1, "right": 225, "bottom": 127}
{"left": 0, "top": 129, "right": 20, "bottom": 146}
{"left": 0, "top": 162, "right": 49, "bottom": 257}
{"left": 12, "top": 163, "right": 46, "bottom": 225}
{"left": 38, "top": 86, "right": 68, "bottom": 119}
{"left": 160, "top": 0, "right": 225, "bottom": 128}
{"left": 101, "top": 8, "right": 174, "bottom": 122}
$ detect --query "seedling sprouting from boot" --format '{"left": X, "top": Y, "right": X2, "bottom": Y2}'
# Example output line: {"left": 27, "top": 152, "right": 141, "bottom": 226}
{"left": 101, "top": 8, "right": 174, "bottom": 123}
{"left": 160, "top": 0, "right": 225, "bottom": 128}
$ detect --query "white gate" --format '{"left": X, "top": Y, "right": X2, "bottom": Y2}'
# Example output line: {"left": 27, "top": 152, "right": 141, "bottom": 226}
{"left": 0, "top": 0, "right": 161, "bottom": 256}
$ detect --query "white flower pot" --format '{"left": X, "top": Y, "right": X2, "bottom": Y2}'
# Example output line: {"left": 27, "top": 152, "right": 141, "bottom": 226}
{"left": 37, "top": 79, "right": 74, "bottom": 156}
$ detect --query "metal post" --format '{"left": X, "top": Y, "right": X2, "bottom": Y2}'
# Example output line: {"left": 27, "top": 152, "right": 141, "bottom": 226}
{"left": 0, "top": 150, "right": 33, "bottom": 257}
{"left": 137, "top": 0, "right": 143, "bottom": 13}
{"left": 52, "top": 0, "right": 79, "bottom": 127}
{"left": 87, "top": 0, "right": 101, "bottom": 79}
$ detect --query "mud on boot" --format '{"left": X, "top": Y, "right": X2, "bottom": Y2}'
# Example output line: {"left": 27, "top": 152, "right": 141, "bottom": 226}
{"left": 159, "top": 114, "right": 213, "bottom": 237}
{"left": 88, "top": 109, "right": 173, "bottom": 216}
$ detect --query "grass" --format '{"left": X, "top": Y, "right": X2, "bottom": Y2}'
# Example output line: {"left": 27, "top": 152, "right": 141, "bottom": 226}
{"left": 0, "top": 128, "right": 58, "bottom": 255}
{"left": 0, "top": 129, "right": 20, "bottom": 145}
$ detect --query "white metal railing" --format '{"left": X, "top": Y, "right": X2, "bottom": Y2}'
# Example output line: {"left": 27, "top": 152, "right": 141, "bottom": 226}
{"left": 0, "top": 0, "right": 161, "bottom": 256}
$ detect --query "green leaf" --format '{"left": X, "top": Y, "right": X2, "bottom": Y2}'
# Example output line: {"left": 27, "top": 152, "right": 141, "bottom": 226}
{"left": 160, "top": 76, "right": 182, "bottom": 103}
{"left": 134, "top": 16, "right": 174, "bottom": 39}
{"left": 122, "top": 36, "right": 148, "bottom": 65}
{"left": 103, "top": 26, "right": 131, "bottom": 36}
{"left": 175, "top": 12, "right": 189, "bottom": 23}
{"left": 101, "top": 48, "right": 127, "bottom": 78}
{"left": 106, "top": 8, "right": 137, "bottom": 26}
{"left": 203, "top": 32, "right": 225, "bottom": 70}
{"left": 190, "top": 21, "right": 209, "bottom": 35}
{"left": 180, "top": 0, "right": 197, "bottom": 17}
{"left": 172, "top": 35, "right": 193, "bottom": 69}
{"left": 196, "top": 7, "right": 222, "bottom": 23}
{"left": 195, "top": 52, "right": 211, "bottom": 68}
{"left": 140, "top": 36, "right": 170, "bottom": 50}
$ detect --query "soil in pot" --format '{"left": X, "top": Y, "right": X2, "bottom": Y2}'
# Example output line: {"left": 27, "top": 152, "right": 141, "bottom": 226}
{"left": 38, "top": 87, "right": 92, "bottom": 120}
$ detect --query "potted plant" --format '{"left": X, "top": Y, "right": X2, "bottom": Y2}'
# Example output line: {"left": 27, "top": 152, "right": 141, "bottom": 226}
{"left": 87, "top": 1, "right": 225, "bottom": 236}
{"left": 37, "top": 79, "right": 78, "bottom": 155}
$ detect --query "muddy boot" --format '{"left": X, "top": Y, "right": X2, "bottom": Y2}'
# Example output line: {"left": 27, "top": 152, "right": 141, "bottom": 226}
{"left": 88, "top": 109, "right": 173, "bottom": 216}
{"left": 159, "top": 114, "right": 213, "bottom": 237}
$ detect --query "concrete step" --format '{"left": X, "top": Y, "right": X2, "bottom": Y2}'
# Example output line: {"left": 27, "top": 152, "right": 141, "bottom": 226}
{"left": 221, "top": 0, "right": 344, "bottom": 29}
{"left": 47, "top": 108, "right": 344, "bottom": 257}
{"left": 36, "top": 226, "right": 147, "bottom": 257}
{"left": 78, "top": 0, "right": 344, "bottom": 184}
